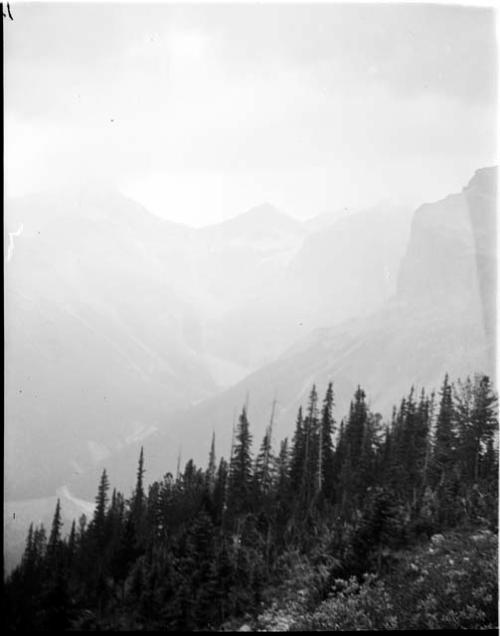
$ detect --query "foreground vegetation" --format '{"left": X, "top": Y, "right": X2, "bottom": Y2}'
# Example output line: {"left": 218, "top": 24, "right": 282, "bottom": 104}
{"left": 3, "top": 373, "right": 498, "bottom": 630}
{"left": 290, "top": 527, "right": 497, "bottom": 631}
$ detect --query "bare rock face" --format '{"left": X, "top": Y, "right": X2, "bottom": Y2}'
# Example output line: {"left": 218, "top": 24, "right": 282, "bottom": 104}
{"left": 397, "top": 167, "right": 496, "bottom": 315}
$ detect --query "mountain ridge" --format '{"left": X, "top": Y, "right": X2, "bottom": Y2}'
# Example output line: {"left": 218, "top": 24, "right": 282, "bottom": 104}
{"left": 65, "top": 166, "right": 496, "bottom": 499}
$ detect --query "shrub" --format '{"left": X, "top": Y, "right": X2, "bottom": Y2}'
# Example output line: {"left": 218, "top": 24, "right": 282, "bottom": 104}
{"left": 293, "top": 529, "right": 498, "bottom": 631}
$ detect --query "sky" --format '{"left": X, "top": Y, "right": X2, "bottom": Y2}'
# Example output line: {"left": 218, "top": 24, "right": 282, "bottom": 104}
{"left": 4, "top": 2, "right": 498, "bottom": 226}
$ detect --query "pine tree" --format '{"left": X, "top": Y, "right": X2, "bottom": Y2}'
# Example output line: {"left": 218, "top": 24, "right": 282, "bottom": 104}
{"left": 66, "top": 520, "right": 77, "bottom": 570}
{"left": 467, "top": 375, "right": 497, "bottom": 482}
{"left": 132, "top": 446, "right": 146, "bottom": 518}
{"left": 227, "top": 407, "right": 253, "bottom": 517}
{"left": 130, "top": 447, "right": 148, "bottom": 550}
{"left": 47, "top": 498, "right": 63, "bottom": 569}
{"left": 430, "top": 374, "right": 460, "bottom": 526}
{"left": 333, "top": 419, "right": 347, "bottom": 504}
{"left": 206, "top": 432, "right": 217, "bottom": 494}
{"left": 290, "top": 406, "right": 305, "bottom": 495}
{"left": 346, "top": 386, "right": 368, "bottom": 462}
{"left": 21, "top": 523, "right": 35, "bottom": 572}
{"left": 276, "top": 437, "right": 290, "bottom": 498}
{"left": 254, "top": 427, "right": 275, "bottom": 499}
{"left": 301, "top": 385, "right": 320, "bottom": 506}
{"left": 319, "top": 382, "right": 336, "bottom": 498}
{"left": 431, "top": 374, "right": 457, "bottom": 486}
{"left": 340, "top": 386, "right": 370, "bottom": 512}
{"left": 92, "top": 469, "right": 110, "bottom": 549}
{"left": 213, "top": 457, "right": 229, "bottom": 525}
{"left": 48, "top": 499, "right": 63, "bottom": 551}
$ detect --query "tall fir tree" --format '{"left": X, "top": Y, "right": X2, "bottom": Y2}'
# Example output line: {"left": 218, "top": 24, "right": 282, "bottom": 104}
{"left": 319, "top": 382, "right": 336, "bottom": 498}
{"left": 206, "top": 432, "right": 217, "bottom": 494}
{"left": 228, "top": 407, "right": 253, "bottom": 517}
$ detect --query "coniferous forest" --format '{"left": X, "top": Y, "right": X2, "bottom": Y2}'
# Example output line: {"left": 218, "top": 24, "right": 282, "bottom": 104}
{"left": 3, "top": 374, "right": 498, "bottom": 631}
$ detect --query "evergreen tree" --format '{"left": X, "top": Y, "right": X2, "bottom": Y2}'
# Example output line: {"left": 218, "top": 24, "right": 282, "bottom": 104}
{"left": 213, "top": 457, "right": 229, "bottom": 525}
{"left": 132, "top": 446, "right": 146, "bottom": 519}
{"left": 430, "top": 375, "right": 460, "bottom": 525}
{"left": 301, "top": 385, "right": 320, "bottom": 506}
{"left": 47, "top": 498, "right": 63, "bottom": 571}
{"left": 276, "top": 437, "right": 290, "bottom": 498}
{"left": 66, "top": 519, "right": 77, "bottom": 570}
{"left": 254, "top": 427, "right": 275, "bottom": 499}
{"left": 319, "top": 382, "right": 336, "bottom": 498}
{"left": 340, "top": 386, "right": 369, "bottom": 513}
{"left": 431, "top": 374, "right": 457, "bottom": 481}
{"left": 456, "top": 374, "right": 498, "bottom": 484}
{"left": 290, "top": 406, "right": 305, "bottom": 495}
{"left": 227, "top": 407, "right": 253, "bottom": 517}
{"left": 92, "top": 469, "right": 110, "bottom": 549}
{"left": 206, "top": 431, "right": 217, "bottom": 494}
{"left": 21, "top": 523, "right": 35, "bottom": 572}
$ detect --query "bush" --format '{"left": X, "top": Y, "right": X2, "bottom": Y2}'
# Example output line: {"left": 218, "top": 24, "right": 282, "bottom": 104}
{"left": 293, "top": 574, "right": 398, "bottom": 631}
{"left": 293, "top": 528, "right": 498, "bottom": 631}
{"left": 389, "top": 529, "right": 498, "bottom": 630}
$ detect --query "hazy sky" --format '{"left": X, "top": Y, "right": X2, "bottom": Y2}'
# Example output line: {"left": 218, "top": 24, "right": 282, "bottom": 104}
{"left": 4, "top": 2, "right": 498, "bottom": 226}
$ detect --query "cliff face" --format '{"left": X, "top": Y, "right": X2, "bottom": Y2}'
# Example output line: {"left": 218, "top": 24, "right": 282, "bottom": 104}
{"left": 397, "top": 167, "right": 496, "bottom": 318}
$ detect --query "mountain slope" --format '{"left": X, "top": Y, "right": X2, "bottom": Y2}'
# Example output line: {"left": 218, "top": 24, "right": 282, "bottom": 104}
{"left": 202, "top": 202, "right": 413, "bottom": 368}
{"left": 4, "top": 189, "right": 218, "bottom": 500}
{"left": 67, "top": 167, "right": 496, "bottom": 498}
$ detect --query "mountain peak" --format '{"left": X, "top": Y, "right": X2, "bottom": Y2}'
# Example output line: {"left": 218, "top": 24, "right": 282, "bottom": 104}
{"left": 463, "top": 165, "right": 497, "bottom": 196}
{"left": 238, "top": 202, "right": 286, "bottom": 220}
{"left": 220, "top": 202, "right": 296, "bottom": 227}
{"left": 200, "top": 202, "right": 303, "bottom": 240}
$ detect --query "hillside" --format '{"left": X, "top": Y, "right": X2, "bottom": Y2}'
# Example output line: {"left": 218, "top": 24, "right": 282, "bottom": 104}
{"left": 4, "top": 189, "right": 217, "bottom": 500}
{"left": 66, "top": 167, "right": 496, "bottom": 499}
{"left": 246, "top": 528, "right": 498, "bottom": 631}
{"left": 4, "top": 191, "right": 413, "bottom": 501}
{"left": 4, "top": 373, "right": 497, "bottom": 630}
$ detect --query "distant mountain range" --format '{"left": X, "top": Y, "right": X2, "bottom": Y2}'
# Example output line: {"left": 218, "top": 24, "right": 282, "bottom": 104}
{"left": 5, "top": 187, "right": 414, "bottom": 501}
{"left": 64, "top": 167, "right": 496, "bottom": 500}
{"left": 4, "top": 168, "right": 496, "bottom": 569}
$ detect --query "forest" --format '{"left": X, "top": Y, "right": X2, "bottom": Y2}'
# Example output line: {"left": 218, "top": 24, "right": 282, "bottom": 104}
{"left": 3, "top": 373, "right": 498, "bottom": 631}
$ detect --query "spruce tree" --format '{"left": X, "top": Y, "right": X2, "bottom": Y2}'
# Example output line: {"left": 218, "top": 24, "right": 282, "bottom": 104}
{"left": 228, "top": 407, "right": 253, "bottom": 517}
{"left": 213, "top": 457, "right": 229, "bottom": 525}
{"left": 47, "top": 498, "right": 63, "bottom": 570}
{"left": 132, "top": 446, "right": 146, "bottom": 518}
{"left": 431, "top": 374, "right": 460, "bottom": 526}
{"left": 92, "top": 469, "right": 110, "bottom": 549}
{"left": 431, "top": 374, "right": 457, "bottom": 486}
{"left": 276, "top": 437, "right": 290, "bottom": 499}
{"left": 254, "top": 427, "right": 275, "bottom": 499}
{"left": 290, "top": 406, "right": 305, "bottom": 495}
{"left": 319, "top": 382, "right": 336, "bottom": 497}
{"left": 206, "top": 432, "right": 217, "bottom": 494}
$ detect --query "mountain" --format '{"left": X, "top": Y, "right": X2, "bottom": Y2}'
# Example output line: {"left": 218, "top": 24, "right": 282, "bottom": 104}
{"left": 195, "top": 204, "right": 307, "bottom": 323}
{"left": 202, "top": 202, "right": 413, "bottom": 369}
{"left": 5, "top": 169, "right": 495, "bottom": 569}
{"left": 4, "top": 189, "right": 219, "bottom": 500}
{"left": 65, "top": 167, "right": 496, "bottom": 499}
{"left": 303, "top": 206, "right": 352, "bottom": 232}
{"left": 200, "top": 203, "right": 304, "bottom": 245}
{"left": 397, "top": 167, "right": 496, "bottom": 348}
